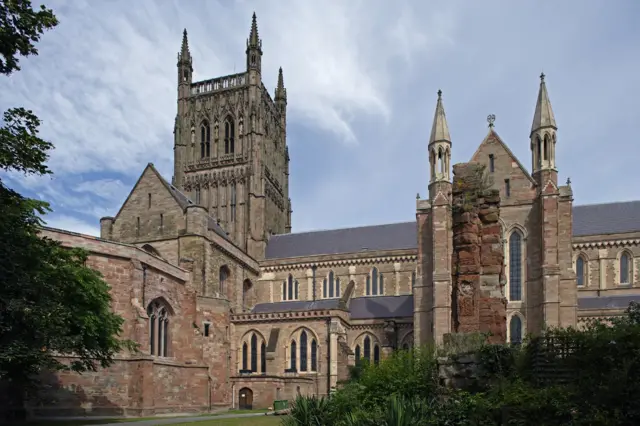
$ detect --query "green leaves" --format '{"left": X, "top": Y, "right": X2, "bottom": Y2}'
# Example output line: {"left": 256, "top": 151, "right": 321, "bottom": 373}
{"left": 0, "top": 107, "right": 53, "bottom": 175}
{"left": 0, "top": 0, "right": 59, "bottom": 75}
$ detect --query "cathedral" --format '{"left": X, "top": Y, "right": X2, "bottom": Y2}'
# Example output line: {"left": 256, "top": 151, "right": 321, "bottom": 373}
{"left": 34, "top": 13, "right": 640, "bottom": 417}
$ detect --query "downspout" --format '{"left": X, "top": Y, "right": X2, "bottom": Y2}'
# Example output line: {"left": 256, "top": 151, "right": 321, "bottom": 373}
{"left": 312, "top": 265, "right": 317, "bottom": 301}
{"left": 208, "top": 376, "right": 212, "bottom": 412}
{"left": 326, "top": 318, "right": 331, "bottom": 397}
{"left": 232, "top": 383, "right": 236, "bottom": 409}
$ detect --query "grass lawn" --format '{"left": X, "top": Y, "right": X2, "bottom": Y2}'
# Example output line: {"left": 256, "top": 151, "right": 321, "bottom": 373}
{"left": 174, "top": 417, "right": 282, "bottom": 426}
{"left": 20, "top": 409, "right": 272, "bottom": 425}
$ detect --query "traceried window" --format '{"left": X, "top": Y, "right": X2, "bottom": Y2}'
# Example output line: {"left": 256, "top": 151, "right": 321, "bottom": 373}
{"left": 147, "top": 299, "right": 171, "bottom": 357}
{"left": 366, "top": 267, "right": 384, "bottom": 296}
{"left": 323, "top": 270, "right": 341, "bottom": 298}
{"left": 508, "top": 231, "right": 523, "bottom": 301}
{"left": 224, "top": 116, "right": 235, "bottom": 154}
{"left": 282, "top": 274, "right": 299, "bottom": 301}
{"left": 240, "top": 332, "right": 266, "bottom": 374}
{"left": 219, "top": 265, "right": 230, "bottom": 295}
{"left": 200, "top": 121, "right": 210, "bottom": 158}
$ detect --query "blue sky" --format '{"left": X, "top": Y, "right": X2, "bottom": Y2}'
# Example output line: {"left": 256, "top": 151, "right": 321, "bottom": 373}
{"left": 1, "top": 0, "right": 639, "bottom": 237}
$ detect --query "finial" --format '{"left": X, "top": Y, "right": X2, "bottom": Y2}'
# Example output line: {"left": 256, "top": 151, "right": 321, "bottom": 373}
{"left": 437, "top": 89, "right": 442, "bottom": 99}
{"left": 416, "top": 193, "right": 420, "bottom": 200}
{"left": 487, "top": 114, "right": 496, "bottom": 128}
{"left": 566, "top": 177, "right": 571, "bottom": 185}
{"left": 540, "top": 72, "right": 545, "bottom": 82}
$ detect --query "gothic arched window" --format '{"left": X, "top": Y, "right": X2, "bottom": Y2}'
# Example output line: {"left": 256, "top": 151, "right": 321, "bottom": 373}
{"left": 311, "top": 339, "right": 317, "bottom": 372}
{"left": 200, "top": 121, "right": 210, "bottom": 158}
{"left": 300, "top": 331, "right": 308, "bottom": 372}
{"left": 261, "top": 341, "right": 266, "bottom": 373}
{"left": 510, "top": 315, "right": 523, "bottom": 345}
{"left": 373, "top": 344, "right": 380, "bottom": 365}
{"left": 195, "top": 187, "right": 201, "bottom": 204}
{"left": 283, "top": 274, "right": 298, "bottom": 301}
{"left": 250, "top": 333, "right": 258, "bottom": 372}
{"left": 576, "top": 256, "right": 587, "bottom": 287}
{"left": 324, "top": 271, "right": 340, "bottom": 298}
{"left": 363, "top": 336, "right": 371, "bottom": 361}
{"left": 355, "top": 345, "right": 361, "bottom": 363}
{"left": 367, "top": 268, "right": 384, "bottom": 296}
{"left": 242, "top": 342, "right": 248, "bottom": 371}
{"left": 147, "top": 299, "right": 171, "bottom": 357}
{"left": 620, "top": 252, "right": 632, "bottom": 285}
{"left": 219, "top": 265, "right": 230, "bottom": 295}
{"left": 224, "top": 116, "right": 235, "bottom": 154}
{"left": 509, "top": 231, "right": 523, "bottom": 301}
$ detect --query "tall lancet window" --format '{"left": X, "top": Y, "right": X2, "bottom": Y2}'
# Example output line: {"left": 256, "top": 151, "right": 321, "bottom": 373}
{"left": 147, "top": 299, "right": 171, "bottom": 357}
{"left": 509, "top": 231, "right": 523, "bottom": 301}
{"left": 200, "top": 121, "right": 210, "bottom": 158}
{"left": 224, "top": 116, "right": 235, "bottom": 154}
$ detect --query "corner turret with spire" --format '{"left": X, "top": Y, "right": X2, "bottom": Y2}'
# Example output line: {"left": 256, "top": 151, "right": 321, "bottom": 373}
{"left": 428, "top": 90, "right": 452, "bottom": 200}
{"left": 246, "top": 12, "right": 263, "bottom": 74}
{"left": 530, "top": 72, "right": 558, "bottom": 186}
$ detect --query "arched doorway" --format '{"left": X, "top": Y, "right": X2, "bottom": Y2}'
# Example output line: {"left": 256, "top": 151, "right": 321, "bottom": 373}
{"left": 239, "top": 387, "right": 253, "bottom": 410}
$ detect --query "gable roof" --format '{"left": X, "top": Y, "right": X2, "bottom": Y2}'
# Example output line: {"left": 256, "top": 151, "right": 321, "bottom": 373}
{"left": 470, "top": 129, "right": 537, "bottom": 186}
{"left": 110, "top": 163, "right": 231, "bottom": 242}
{"left": 265, "top": 221, "right": 417, "bottom": 259}
{"left": 265, "top": 200, "right": 640, "bottom": 259}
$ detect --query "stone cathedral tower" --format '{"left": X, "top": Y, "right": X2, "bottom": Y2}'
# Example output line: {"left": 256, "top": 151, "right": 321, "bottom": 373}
{"left": 172, "top": 13, "right": 292, "bottom": 260}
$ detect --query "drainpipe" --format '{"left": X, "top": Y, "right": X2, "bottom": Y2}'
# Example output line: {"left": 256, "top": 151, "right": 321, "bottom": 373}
{"left": 326, "top": 318, "right": 331, "bottom": 397}
{"left": 208, "top": 376, "right": 212, "bottom": 412}
{"left": 232, "top": 383, "right": 236, "bottom": 409}
{"left": 312, "top": 265, "right": 317, "bottom": 301}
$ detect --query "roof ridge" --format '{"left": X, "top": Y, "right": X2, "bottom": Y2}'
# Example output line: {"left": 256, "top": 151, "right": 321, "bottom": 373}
{"left": 270, "top": 220, "right": 416, "bottom": 238}
{"left": 573, "top": 199, "right": 640, "bottom": 208}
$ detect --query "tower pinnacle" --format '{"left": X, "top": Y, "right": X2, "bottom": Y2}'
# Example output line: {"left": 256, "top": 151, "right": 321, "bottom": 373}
{"left": 248, "top": 12, "right": 260, "bottom": 48}
{"left": 429, "top": 90, "right": 451, "bottom": 144}
{"left": 531, "top": 72, "right": 557, "bottom": 135}
{"left": 275, "top": 67, "right": 287, "bottom": 101}
{"left": 180, "top": 28, "right": 190, "bottom": 60}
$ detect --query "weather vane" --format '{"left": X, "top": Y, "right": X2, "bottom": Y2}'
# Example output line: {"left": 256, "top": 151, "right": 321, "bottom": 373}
{"left": 487, "top": 114, "right": 496, "bottom": 128}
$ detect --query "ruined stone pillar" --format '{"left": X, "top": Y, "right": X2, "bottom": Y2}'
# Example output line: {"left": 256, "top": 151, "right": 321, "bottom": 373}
{"left": 450, "top": 163, "right": 507, "bottom": 344}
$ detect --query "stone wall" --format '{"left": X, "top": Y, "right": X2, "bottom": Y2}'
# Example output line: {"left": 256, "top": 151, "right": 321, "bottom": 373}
{"left": 451, "top": 163, "right": 507, "bottom": 343}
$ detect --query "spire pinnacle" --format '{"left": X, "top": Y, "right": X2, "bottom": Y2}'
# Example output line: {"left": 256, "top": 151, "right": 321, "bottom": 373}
{"left": 429, "top": 90, "right": 451, "bottom": 144}
{"left": 275, "top": 67, "right": 287, "bottom": 102}
{"left": 179, "top": 28, "right": 190, "bottom": 61}
{"left": 531, "top": 72, "right": 557, "bottom": 134}
{"left": 249, "top": 12, "right": 259, "bottom": 47}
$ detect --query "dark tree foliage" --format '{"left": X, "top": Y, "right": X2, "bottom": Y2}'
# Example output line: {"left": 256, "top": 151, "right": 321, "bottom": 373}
{"left": 0, "top": 1, "right": 135, "bottom": 419}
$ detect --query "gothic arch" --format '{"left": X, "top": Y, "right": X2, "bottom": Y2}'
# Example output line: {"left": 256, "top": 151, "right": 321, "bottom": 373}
{"left": 505, "top": 223, "right": 528, "bottom": 240}
{"left": 507, "top": 311, "right": 526, "bottom": 344}
{"left": 219, "top": 265, "right": 231, "bottom": 295}
{"left": 573, "top": 251, "right": 590, "bottom": 287}
{"left": 616, "top": 249, "right": 635, "bottom": 286}
{"left": 146, "top": 297, "right": 174, "bottom": 357}
{"left": 238, "top": 330, "right": 267, "bottom": 373}
{"left": 145, "top": 295, "right": 176, "bottom": 316}
{"left": 399, "top": 331, "right": 413, "bottom": 349}
{"left": 288, "top": 326, "right": 319, "bottom": 343}
{"left": 240, "top": 329, "right": 267, "bottom": 344}
{"left": 141, "top": 244, "right": 163, "bottom": 259}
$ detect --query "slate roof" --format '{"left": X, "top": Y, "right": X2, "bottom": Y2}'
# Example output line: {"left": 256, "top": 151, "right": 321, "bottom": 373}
{"left": 251, "top": 299, "right": 342, "bottom": 314}
{"left": 349, "top": 295, "right": 413, "bottom": 319}
{"left": 265, "top": 201, "right": 640, "bottom": 259}
{"left": 572, "top": 200, "right": 640, "bottom": 237}
{"left": 265, "top": 221, "right": 417, "bottom": 259}
{"left": 578, "top": 295, "right": 640, "bottom": 311}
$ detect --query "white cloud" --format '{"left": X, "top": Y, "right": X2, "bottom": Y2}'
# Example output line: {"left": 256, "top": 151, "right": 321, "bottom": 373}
{"left": 43, "top": 214, "right": 100, "bottom": 237}
{"left": 1, "top": 0, "right": 640, "bottom": 236}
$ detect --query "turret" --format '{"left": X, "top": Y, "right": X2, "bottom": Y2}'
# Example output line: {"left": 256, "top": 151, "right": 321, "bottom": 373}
{"left": 530, "top": 73, "right": 558, "bottom": 186}
{"left": 428, "top": 90, "right": 452, "bottom": 200}
{"left": 246, "top": 13, "right": 262, "bottom": 74}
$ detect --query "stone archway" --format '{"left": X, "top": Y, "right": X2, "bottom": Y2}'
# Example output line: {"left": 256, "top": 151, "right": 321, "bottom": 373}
{"left": 239, "top": 387, "right": 253, "bottom": 410}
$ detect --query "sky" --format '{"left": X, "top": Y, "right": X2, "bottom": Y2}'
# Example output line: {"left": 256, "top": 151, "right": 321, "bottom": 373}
{"left": 1, "top": 0, "right": 640, "bottom": 237}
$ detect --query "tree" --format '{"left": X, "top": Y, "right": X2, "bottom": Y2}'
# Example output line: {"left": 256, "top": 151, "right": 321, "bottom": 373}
{"left": 0, "top": 1, "right": 135, "bottom": 419}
